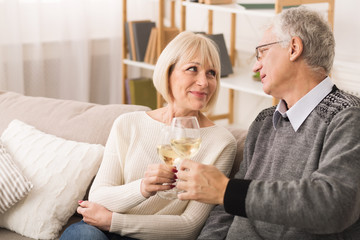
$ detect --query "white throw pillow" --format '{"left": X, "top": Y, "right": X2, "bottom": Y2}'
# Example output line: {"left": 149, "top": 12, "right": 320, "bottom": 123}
{"left": 0, "top": 120, "right": 104, "bottom": 239}
{"left": 0, "top": 141, "right": 33, "bottom": 214}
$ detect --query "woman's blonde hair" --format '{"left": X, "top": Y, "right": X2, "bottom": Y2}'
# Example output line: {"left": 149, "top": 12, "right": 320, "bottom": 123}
{"left": 153, "top": 31, "right": 221, "bottom": 112}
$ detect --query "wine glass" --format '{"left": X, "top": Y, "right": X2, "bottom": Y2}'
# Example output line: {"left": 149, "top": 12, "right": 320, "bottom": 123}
{"left": 170, "top": 116, "right": 202, "bottom": 160}
{"left": 156, "top": 126, "right": 182, "bottom": 200}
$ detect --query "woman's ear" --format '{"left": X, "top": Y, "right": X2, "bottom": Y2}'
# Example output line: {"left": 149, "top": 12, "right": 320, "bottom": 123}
{"left": 289, "top": 36, "right": 303, "bottom": 62}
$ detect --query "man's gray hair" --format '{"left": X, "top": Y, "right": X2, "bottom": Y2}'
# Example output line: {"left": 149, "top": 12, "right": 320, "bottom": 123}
{"left": 272, "top": 6, "right": 335, "bottom": 75}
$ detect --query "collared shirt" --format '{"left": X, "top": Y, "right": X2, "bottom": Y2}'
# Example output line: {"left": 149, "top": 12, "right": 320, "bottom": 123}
{"left": 273, "top": 76, "right": 334, "bottom": 132}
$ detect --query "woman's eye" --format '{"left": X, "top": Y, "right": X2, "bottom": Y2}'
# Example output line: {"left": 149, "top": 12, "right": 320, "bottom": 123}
{"left": 187, "top": 66, "right": 197, "bottom": 72}
{"left": 208, "top": 70, "right": 216, "bottom": 77}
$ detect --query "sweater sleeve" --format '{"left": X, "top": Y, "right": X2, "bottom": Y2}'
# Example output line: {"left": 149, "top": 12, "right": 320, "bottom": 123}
{"left": 243, "top": 108, "right": 360, "bottom": 234}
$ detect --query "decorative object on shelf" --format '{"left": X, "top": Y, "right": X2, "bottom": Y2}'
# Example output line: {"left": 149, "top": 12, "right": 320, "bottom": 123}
{"left": 252, "top": 71, "right": 261, "bottom": 81}
{"left": 205, "top": 33, "right": 233, "bottom": 77}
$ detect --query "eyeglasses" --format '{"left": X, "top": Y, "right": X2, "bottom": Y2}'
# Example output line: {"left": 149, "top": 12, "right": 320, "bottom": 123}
{"left": 255, "top": 41, "right": 285, "bottom": 61}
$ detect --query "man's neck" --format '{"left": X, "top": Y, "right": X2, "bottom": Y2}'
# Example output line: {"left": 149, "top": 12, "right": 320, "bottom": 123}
{"left": 283, "top": 68, "right": 326, "bottom": 108}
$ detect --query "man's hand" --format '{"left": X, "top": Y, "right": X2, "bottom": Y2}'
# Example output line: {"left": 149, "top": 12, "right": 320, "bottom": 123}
{"left": 77, "top": 201, "right": 112, "bottom": 231}
{"left": 176, "top": 159, "right": 229, "bottom": 205}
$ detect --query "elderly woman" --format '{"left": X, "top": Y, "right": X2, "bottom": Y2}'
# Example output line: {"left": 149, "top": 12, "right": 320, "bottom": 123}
{"left": 60, "top": 31, "right": 237, "bottom": 240}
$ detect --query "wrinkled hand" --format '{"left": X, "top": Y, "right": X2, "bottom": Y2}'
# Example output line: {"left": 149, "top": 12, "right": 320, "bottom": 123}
{"left": 77, "top": 201, "right": 112, "bottom": 231}
{"left": 176, "top": 159, "right": 229, "bottom": 205}
{"left": 141, "top": 163, "right": 177, "bottom": 198}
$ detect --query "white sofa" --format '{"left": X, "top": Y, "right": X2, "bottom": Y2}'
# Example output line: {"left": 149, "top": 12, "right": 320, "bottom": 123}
{"left": 0, "top": 91, "right": 247, "bottom": 240}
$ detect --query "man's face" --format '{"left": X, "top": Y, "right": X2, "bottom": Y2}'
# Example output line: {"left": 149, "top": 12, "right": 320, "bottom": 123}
{"left": 252, "top": 28, "right": 292, "bottom": 100}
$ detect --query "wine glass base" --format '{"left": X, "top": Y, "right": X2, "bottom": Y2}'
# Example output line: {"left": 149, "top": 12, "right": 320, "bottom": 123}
{"left": 157, "top": 189, "right": 178, "bottom": 200}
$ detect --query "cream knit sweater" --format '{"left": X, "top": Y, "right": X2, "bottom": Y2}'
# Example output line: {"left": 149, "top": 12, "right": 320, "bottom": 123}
{"left": 89, "top": 111, "right": 237, "bottom": 240}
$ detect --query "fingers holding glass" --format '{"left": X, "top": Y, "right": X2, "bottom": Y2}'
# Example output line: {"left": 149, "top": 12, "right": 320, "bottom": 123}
{"left": 141, "top": 164, "right": 177, "bottom": 198}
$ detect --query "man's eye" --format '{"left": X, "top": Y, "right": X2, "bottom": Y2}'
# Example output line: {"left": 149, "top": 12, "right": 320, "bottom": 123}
{"left": 259, "top": 48, "right": 269, "bottom": 54}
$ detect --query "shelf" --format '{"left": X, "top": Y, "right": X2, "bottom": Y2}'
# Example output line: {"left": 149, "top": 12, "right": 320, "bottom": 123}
{"left": 123, "top": 59, "right": 155, "bottom": 71}
{"left": 124, "top": 58, "right": 270, "bottom": 98}
{"left": 182, "top": 2, "right": 275, "bottom": 17}
{"left": 220, "top": 67, "right": 272, "bottom": 99}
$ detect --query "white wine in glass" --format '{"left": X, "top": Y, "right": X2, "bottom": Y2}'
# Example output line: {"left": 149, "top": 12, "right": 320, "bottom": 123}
{"left": 170, "top": 116, "right": 202, "bottom": 159}
{"left": 156, "top": 126, "right": 181, "bottom": 200}
{"left": 157, "top": 144, "right": 180, "bottom": 166}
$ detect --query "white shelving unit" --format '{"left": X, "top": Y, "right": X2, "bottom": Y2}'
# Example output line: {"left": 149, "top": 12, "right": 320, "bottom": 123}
{"left": 123, "top": 59, "right": 156, "bottom": 71}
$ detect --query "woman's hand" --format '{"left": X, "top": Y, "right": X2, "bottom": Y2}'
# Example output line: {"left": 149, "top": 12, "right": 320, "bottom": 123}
{"left": 77, "top": 201, "right": 112, "bottom": 231}
{"left": 141, "top": 163, "right": 177, "bottom": 198}
{"left": 176, "top": 159, "right": 230, "bottom": 205}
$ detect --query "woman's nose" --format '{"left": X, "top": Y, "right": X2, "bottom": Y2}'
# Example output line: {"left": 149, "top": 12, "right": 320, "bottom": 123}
{"left": 196, "top": 73, "right": 209, "bottom": 86}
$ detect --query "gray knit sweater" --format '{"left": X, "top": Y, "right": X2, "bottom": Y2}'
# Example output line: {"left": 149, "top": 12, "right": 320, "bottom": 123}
{"left": 198, "top": 86, "right": 360, "bottom": 240}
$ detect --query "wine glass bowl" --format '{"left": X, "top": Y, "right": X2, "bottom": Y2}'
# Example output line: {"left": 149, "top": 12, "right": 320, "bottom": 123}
{"left": 170, "top": 116, "right": 202, "bottom": 159}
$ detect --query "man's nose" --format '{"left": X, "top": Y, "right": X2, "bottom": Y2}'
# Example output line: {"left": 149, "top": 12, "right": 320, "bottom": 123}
{"left": 252, "top": 60, "right": 262, "bottom": 73}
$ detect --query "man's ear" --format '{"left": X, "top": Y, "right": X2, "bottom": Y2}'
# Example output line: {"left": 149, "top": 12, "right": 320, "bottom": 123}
{"left": 289, "top": 36, "right": 303, "bottom": 61}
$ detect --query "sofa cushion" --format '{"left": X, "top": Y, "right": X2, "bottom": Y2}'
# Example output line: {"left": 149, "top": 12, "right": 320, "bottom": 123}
{"left": 0, "top": 141, "right": 33, "bottom": 214}
{"left": 0, "top": 91, "right": 151, "bottom": 145}
{"left": 225, "top": 126, "right": 247, "bottom": 178}
{"left": 0, "top": 120, "right": 104, "bottom": 239}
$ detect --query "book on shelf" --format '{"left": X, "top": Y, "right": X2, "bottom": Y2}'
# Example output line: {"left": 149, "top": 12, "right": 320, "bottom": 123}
{"left": 125, "top": 78, "right": 132, "bottom": 104}
{"left": 164, "top": 27, "right": 180, "bottom": 46}
{"left": 205, "top": 33, "right": 233, "bottom": 77}
{"left": 125, "top": 20, "right": 155, "bottom": 61}
{"left": 128, "top": 77, "right": 157, "bottom": 110}
{"left": 236, "top": 2, "right": 299, "bottom": 9}
{"left": 133, "top": 21, "right": 156, "bottom": 62}
{"left": 145, "top": 27, "right": 158, "bottom": 65}
{"left": 144, "top": 27, "right": 180, "bottom": 65}
{"left": 144, "top": 27, "right": 156, "bottom": 64}
{"left": 124, "top": 22, "right": 133, "bottom": 60}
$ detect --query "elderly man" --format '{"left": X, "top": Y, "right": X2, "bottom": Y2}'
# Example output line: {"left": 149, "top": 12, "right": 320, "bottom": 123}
{"left": 176, "top": 6, "right": 360, "bottom": 240}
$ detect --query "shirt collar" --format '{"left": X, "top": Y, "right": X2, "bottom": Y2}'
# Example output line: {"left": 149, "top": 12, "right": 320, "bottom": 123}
{"left": 273, "top": 76, "right": 334, "bottom": 132}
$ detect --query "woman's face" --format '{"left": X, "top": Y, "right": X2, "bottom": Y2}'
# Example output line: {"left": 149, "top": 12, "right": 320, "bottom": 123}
{"left": 169, "top": 57, "right": 217, "bottom": 112}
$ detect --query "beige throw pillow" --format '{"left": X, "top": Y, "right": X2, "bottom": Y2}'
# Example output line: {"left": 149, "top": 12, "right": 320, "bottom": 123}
{"left": 0, "top": 120, "right": 104, "bottom": 239}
